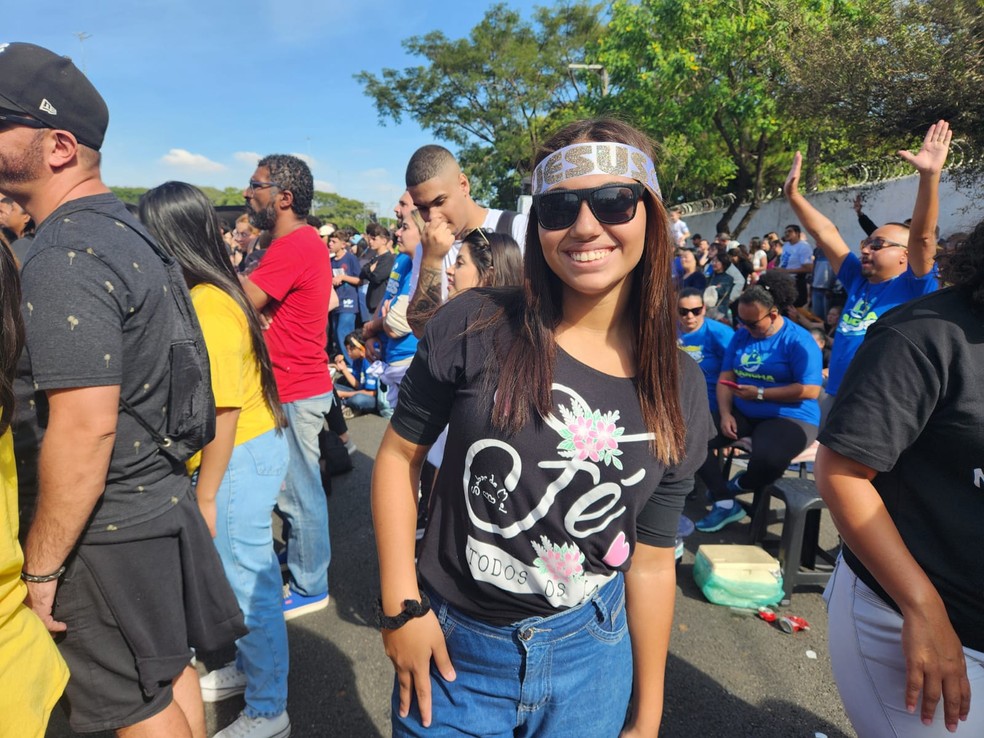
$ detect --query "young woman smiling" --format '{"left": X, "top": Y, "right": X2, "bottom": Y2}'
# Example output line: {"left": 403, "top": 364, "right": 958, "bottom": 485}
{"left": 372, "top": 118, "right": 710, "bottom": 737}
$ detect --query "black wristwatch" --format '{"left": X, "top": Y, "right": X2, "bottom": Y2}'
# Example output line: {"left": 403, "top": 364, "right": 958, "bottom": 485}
{"left": 375, "top": 594, "right": 432, "bottom": 630}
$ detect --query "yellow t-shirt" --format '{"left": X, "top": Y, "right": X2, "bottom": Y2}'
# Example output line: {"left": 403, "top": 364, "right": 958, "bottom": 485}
{"left": 187, "top": 284, "right": 276, "bottom": 473}
{"left": 0, "top": 426, "right": 69, "bottom": 738}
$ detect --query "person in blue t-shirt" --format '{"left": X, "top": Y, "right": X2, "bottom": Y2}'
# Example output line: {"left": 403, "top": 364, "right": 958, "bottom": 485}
{"left": 677, "top": 288, "right": 734, "bottom": 414}
{"left": 783, "top": 122, "right": 948, "bottom": 421}
{"left": 329, "top": 232, "right": 362, "bottom": 363}
{"left": 696, "top": 273, "right": 823, "bottom": 532}
{"left": 332, "top": 329, "right": 380, "bottom": 415}
{"left": 361, "top": 211, "right": 421, "bottom": 411}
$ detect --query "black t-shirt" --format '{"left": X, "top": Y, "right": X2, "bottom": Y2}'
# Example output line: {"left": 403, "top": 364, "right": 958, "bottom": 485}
{"left": 20, "top": 194, "right": 190, "bottom": 542}
{"left": 392, "top": 290, "right": 711, "bottom": 624}
{"left": 819, "top": 287, "right": 984, "bottom": 652}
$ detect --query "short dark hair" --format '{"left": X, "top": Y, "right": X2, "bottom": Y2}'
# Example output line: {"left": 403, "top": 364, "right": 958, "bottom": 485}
{"left": 258, "top": 154, "right": 314, "bottom": 217}
{"left": 785, "top": 224, "right": 802, "bottom": 235}
{"left": 405, "top": 145, "right": 457, "bottom": 187}
{"left": 678, "top": 287, "right": 703, "bottom": 302}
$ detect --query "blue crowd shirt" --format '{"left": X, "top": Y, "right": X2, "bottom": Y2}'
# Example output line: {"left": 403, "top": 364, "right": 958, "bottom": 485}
{"left": 826, "top": 253, "right": 938, "bottom": 395}
{"left": 678, "top": 319, "right": 735, "bottom": 412}
{"left": 379, "top": 252, "right": 419, "bottom": 364}
{"left": 331, "top": 251, "right": 361, "bottom": 314}
{"left": 723, "top": 319, "right": 822, "bottom": 425}
{"left": 351, "top": 357, "right": 378, "bottom": 393}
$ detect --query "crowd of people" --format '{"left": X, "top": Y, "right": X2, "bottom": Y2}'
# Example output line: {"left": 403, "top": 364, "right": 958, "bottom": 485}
{"left": 0, "top": 41, "right": 980, "bottom": 738}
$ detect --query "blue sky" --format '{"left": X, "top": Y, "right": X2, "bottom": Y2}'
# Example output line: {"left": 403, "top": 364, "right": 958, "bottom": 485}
{"left": 7, "top": 0, "right": 530, "bottom": 214}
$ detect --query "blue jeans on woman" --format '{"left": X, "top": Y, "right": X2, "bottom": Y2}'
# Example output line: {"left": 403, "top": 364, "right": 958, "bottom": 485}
{"left": 392, "top": 574, "right": 632, "bottom": 737}
{"left": 331, "top": 311, "right": 357, "bottom": 364}
{"left": 212, "top": 427, "right": 290, "bottom": 717}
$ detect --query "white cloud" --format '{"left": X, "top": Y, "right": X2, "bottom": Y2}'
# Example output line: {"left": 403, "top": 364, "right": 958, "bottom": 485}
{"left": 314, "top": 179, "right": 337, "bottom": 193}
{"left": 160, "top": 148, "right": 226, "bottom": 172}
{"left": 233, "top": 151, "right": 261, "bottom": 165}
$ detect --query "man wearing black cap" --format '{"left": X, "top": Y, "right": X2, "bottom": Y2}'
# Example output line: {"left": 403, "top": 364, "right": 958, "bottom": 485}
{"left": 0, "top": 43, "right": 244, "bottom": 738}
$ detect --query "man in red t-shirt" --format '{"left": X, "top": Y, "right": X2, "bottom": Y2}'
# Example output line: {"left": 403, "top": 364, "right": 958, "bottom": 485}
{"left": 243, "top": 154, "right": 337, "bottom": 619}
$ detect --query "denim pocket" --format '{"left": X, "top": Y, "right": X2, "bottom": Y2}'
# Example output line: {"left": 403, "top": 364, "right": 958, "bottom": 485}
{"left": 242, "top": 432, "right": 289, "bottom": 477}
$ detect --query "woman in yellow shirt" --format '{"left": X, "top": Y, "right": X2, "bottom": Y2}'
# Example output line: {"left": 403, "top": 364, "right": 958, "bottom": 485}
{"left": 0, "top": 241, "right": 69, "bottom": 737}
{"left": 140, "top": 183, "right": 290, "bottom": 738}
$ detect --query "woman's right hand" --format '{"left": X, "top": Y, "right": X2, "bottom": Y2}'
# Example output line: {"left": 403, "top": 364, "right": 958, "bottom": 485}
{"left": 900, "top": 601, "right": 970, "bottom": 732}
{"left": 719, "top": 412, "right": 738, "bottom": 440}
{"left": 382, "top": 610, "right": 456, "bottom": 727}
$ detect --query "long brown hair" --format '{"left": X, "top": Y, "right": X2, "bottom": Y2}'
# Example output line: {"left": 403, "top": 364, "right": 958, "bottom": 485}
{"left": 0, "top": 241, "right": 24, "bottom": 434}
{"left": 492, "top": 118, "right": 685, "bottom": 464}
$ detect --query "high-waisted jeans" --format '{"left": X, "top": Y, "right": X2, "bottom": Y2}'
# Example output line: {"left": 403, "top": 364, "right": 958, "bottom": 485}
{"left": 392, "top": 574, "right": 632, "bottom": 737}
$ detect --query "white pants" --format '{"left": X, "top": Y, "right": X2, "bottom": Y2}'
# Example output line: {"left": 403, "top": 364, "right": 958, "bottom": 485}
{"left": 825, "top": 557, "right": 984, "bottom": 737}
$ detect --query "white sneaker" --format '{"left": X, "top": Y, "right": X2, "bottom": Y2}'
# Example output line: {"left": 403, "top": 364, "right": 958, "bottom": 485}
{"left": 199, "top": 663, "right": 247, "bottom": 703}
{"left": 214, "top": 711, "right": 291, "bottom": 738}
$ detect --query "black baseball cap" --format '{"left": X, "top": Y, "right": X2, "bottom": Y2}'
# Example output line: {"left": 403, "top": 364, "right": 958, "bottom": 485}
{"left": 0, "top": 42, "right": 109, "bottom": 150}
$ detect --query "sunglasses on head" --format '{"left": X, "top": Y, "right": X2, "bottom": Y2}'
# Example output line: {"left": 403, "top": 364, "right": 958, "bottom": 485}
{"left": 533, "top": 183, "right": 644, "bottom": 230}
{"left": 860, "top": 236, "right": 907, "bottom": 251}
{"left": 678, "top": 306, "right": 704, "bottom": 316}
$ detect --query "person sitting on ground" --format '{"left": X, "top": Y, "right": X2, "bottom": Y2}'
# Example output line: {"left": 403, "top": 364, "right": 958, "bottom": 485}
{"left": 696, "top": 271, "right": 823, "bottom": 532}
{"left": 333, "top": 330, "right": 379, "bottom": 417}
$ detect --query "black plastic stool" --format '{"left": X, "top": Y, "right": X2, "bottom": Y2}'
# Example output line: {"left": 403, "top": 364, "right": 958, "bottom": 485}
{"left": 748, "top": 477, "right": 838, "bottom": 604}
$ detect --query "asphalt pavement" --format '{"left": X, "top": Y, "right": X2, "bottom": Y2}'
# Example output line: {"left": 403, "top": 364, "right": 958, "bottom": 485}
{"left": 47, "top": 412, "right": 855, "bottom": 738}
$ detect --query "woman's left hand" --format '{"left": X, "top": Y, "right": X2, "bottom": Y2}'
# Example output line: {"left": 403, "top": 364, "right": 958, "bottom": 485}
{"left": 901, "top": 601, "right": 971, "bottom": 731}
{"left": 733, "top": 384, "right": 761, "bottom": 402}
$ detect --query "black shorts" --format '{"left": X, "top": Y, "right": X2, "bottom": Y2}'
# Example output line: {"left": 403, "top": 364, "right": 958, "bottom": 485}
{"left": 54, "top": 492, "right": 245, "bottom": 733}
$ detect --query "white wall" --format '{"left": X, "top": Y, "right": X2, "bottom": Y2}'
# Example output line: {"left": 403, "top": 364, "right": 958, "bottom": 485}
{"left": 680, "top": 174, "right": 983, "bottom": 252}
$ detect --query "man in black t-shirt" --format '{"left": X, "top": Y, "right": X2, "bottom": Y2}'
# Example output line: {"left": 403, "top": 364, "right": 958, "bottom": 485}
{"left": 0, "top": 43, "right": 242, "bottom": 736}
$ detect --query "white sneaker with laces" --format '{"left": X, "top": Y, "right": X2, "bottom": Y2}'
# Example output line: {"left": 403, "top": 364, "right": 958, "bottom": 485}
{"left": 213, "top": 711, "right": 291, "bottom": 738}
{"left": 199, "top": 663, "right": 247, "bottom": 703}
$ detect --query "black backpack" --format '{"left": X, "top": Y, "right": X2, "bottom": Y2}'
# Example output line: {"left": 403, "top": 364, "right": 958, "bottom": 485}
{"left": 55, "top": 205, "right": 216, "bottom": 463}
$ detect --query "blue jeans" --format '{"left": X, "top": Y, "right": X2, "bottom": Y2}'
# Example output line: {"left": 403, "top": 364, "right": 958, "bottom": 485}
{"left": 393, "top": 575, "right": 632, "bottom": 737}
{"left": 278, "top": 391, "right": 333, "bottom": 596}
{"left": 212, "top": 428, "right": 290, "bottom": 718}
{"left": 332, "top": 311, "right": 357, "bottom": 364}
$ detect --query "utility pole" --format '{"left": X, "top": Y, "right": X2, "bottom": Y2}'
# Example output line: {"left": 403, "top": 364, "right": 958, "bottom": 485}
{"left": 73, "top": 32, "right": 92, "bottom": 73}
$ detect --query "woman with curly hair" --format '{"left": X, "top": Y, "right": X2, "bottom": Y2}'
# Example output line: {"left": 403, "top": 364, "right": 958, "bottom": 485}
{"left": 372, "top": 118, "right": 711, "bottom": 737}
{"left": 815, "top": 217, "right": 984, "bottom": 736}
{"left": 696, "top": 270, "right": 823, "bottom": 532}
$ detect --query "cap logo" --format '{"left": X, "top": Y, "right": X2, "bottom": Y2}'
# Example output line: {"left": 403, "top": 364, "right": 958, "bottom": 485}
{"left": 39, "top": 99, "right": 57, "bottom": 115}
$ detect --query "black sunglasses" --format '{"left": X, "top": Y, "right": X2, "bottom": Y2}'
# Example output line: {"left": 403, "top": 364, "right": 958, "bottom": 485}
{"left": 533, "top": 183, "right": 644, "bottom": 230}
{"left": 0, "top": 109, "right": 50, "bottom": 132}
{"left": 739, "top": 312, "right": 775, "bottom": 329}
{"left": 860, "top": 236, "right": 907, "bottom": 251}
{"left": 678, "top": 306, "right": 704, "bottom": 316}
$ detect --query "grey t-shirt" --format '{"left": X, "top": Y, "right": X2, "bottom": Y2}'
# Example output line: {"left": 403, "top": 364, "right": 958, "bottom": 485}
{"left": 20, "top": 194, "right": 190, "bottom": 541}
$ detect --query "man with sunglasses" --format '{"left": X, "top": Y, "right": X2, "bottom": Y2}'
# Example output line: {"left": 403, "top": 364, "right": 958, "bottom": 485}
{"left": 0, "top": 43, "right": 245, "bottom": 737}
{"left": 404, "top": 145, "right": 527, "bottom": 336}
{"left": 783, "top": 122, "right": 948, "bottom": 420}
{"left": 242, "top": 154, "right": 338, "bottom": 621}
{"left": 677, "top": 288, "right": 735, "bottom": 415}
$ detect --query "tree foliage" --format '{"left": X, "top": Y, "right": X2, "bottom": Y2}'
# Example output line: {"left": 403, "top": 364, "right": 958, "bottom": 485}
{"left": 356, "top": 1, "right": 604, "bottom": 208}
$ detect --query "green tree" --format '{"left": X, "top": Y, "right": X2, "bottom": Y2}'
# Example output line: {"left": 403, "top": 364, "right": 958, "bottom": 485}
{"left": 356, "top": 1, "right": 604, "bottom": 209}
{"left": 779, "top": 0, "right": 984, "bottom": 187}
{"left": 598, "top": 0, "right": 819, "bottom": 235}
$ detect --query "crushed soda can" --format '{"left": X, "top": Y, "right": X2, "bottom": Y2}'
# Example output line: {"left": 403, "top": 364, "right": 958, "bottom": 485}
{"left": 779, "top": 615, "right": 810, "bottom": 633}
{"left": 757, "top": 606, "right": 777, "bottom": 623}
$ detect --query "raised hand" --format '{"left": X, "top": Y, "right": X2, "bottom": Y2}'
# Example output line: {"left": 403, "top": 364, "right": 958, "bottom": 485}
{"left": 898, "top": 120, "right": 952, "bottom": 176}
{"left": 783, "top": 152, "right": 803, "bottom": 199}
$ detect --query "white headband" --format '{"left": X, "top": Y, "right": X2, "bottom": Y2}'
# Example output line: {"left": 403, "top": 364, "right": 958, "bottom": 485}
{"left": 531, "top": 142, "right": 661, "bottom": 198}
